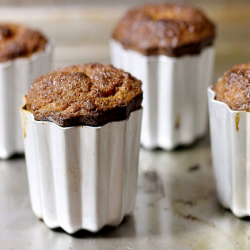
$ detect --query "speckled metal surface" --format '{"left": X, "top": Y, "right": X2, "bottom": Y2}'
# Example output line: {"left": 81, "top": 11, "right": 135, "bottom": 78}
{"left": 1, "top": 136, "right": 250, "bottom": 249}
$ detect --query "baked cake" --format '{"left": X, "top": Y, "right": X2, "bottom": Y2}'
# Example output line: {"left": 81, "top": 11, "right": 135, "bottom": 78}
{"left": 26, "top": 63, "right": 143, "bottom": 127}
{"left": 112, "top": 4, "right": 216, "bottom": 57}
{"left": 213, "top": 63, "right": 250, "bottom": 111}
{"left": 0, "top": 23, "right": 48, "bottom": 62}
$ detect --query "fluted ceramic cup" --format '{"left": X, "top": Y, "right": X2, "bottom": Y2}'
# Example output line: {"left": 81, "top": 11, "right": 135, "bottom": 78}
{"left": 0, "top": 42, "right": 53, "bottom": 159}
{"left": 208, "top": 86, "right": 250, "bottom": 217}
{"left": 21, "top": 104, "right": 142, "bottom": 234}
{"left": 111, "top": 39, "right": 215, "bottom": 150}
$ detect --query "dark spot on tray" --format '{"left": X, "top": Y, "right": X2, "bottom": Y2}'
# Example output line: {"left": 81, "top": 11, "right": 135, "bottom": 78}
{"left": 147, "top": 203, "right": 154, "bottom": 207}
{"left": 174, "top": 199, "right": 197, "bottom": 207}
{"left": 143, "top": 171, "right": 158, "bottom": 182}
{"left": 138, "top": 171, "right": 165, "bottom": 197}
{"left": 174, "top": 210, "right": 204, "bottom": 223}
{"left": 174, "top": 210, "right": 219, "bottom": 230}
{"left": 188, "top": 165, "right": 200, "bottom": 172}
{"left": 182, "top": 214, "right": 201, "bottom": 221}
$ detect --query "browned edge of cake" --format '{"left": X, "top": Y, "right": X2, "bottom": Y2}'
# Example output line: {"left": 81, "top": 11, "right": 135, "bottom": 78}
{"left": 112, "top": 4, "right": 216, "bottom": 57}
{"left": 25, "top": 63, "right": 143, "bottom": 127}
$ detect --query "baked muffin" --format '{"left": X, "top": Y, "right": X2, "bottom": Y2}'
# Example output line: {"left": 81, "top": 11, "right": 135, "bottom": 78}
{"left": 213, "top": 63, "right": 250, "bottom": 111}
{"left": 21, "top": 63, "right": 143, "bottom": 233}
{"left": 208, "top": 62, "right": 250, "bottom": 217}
{"left": 0, "top": 23, "right": 52, "bottom": 159}
{"left": 112, "top": 4, "right": 215, "bottom": 57}
{"left": 26, "top": 63, "right": 142, "bottom": 127}
{"left": 110, "top": 4, "right": 216, "bottom": 150}
{"left": 0, "top": 23, "right": 48, "bottom": 62}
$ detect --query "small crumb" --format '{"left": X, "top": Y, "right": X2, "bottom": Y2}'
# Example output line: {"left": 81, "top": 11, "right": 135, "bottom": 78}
{"left": 188, "top": 165, "right": 200, "bottom": 172}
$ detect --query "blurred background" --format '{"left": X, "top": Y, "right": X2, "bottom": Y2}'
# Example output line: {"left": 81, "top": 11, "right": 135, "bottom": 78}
{"left": 0, "top": 0, "right": 249, "bottom": 81}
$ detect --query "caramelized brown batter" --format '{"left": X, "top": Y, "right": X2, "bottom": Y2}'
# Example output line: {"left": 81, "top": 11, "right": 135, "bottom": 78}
{"left": 0, "top": 23, "right": 48, "bottom": 62}
{"left": 213, "top": 63, "right": 250, "bottom": 111}
{"left": 26, "top": 63, "right": 143, "bottom": 127}
{"left": 112, "top": 4, "right": 216, "bottom": 57}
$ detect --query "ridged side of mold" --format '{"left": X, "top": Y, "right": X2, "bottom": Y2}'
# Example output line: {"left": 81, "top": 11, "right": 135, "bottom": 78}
{"left": 21, "top": 108, "right": 142, "bottom": 233}
{"left": 208, "top": 87, "right": 250, "bottom": 217}
{"left": 110, "top": 40, "right": 215, "bottom": 150}
{"left": 0, "top": 43, "right": 53, "bottom": 158}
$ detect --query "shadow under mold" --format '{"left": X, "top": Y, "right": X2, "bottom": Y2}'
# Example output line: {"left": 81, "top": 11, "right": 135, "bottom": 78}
{"left": 140, "top": 132, "right": 211, "bottom": 152}
{"left": 47, "top": 214, "right": 136, "bottom": 239}
{"left": 0, "top": 153, "right": 25, "bottom": 161}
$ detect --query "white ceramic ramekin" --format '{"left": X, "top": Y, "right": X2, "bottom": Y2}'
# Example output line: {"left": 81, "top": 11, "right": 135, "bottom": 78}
{"left": 110, "top": 39, "right": 215, "bottom": 150}
{"left": 0, "top": 43, "right": 53, "bottom": 159}
{"left": 208, "top": 86, "right": 250, "bottom": 217}
{"left": 21, "top": 105, "right": 142, "bottom": 234}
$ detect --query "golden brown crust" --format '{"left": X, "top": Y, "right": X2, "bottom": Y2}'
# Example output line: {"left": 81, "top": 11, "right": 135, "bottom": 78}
{"left": 0, "top": 23, "right": 48, "bottom": 62}
{"left": 213, "top": 63, "right": 250, "bottom": 111}
{"left": 26, "top": 63, "right": 143, "bottom": 127}
{"left": 112, "top": 4, "right": 216, "bottom": 57}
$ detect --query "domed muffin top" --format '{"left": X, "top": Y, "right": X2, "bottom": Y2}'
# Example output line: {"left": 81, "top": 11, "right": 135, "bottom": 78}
{"left": 0, "top": 23, "right": 48, "bottom": 62}
{"left": 112, "top": 4, "right": 216, "bottom": 57}
{"left": 26, "top": 63, "right": 143, "bottom": 127}
{"left": 213, "top": 63, "right": 250, "bottom": 111}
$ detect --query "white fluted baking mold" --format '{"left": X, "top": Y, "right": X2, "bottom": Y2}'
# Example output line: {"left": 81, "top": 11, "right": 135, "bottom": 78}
{"left": 0, "top": 43, "right": 53, "bottom": 159}
{"left": 110, "top": 40, "right": 215, "bottom": 150}
{"left": 208, "top": 86, "right": 250, "bottom": 217}
{"left": 21, "top": 107, "right": 142, "bottom": 233}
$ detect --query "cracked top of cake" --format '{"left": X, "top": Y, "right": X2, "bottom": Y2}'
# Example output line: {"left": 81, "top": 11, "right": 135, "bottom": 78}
{"left": 26, "top": 63, "right": 143, "bottom": 127}
{"left": 213, "top": 63, "right": 250, "bottom": 111}
{"left": 112, "top": 4, "right": 216, "bottom": 57}
{"left": 0, "top": 23, "right": 48, "bottom": 62}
